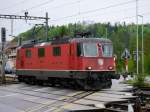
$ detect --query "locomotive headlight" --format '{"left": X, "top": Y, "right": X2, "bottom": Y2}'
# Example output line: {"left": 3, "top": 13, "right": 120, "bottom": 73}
{"left": 108, "top": 66, "right": 113, "bottom": 70}
{"left": 87, "top": 66, "right": 92, "bottom": 70}
{"left": 98, "top": 59, "right": 103, "bottom": 66}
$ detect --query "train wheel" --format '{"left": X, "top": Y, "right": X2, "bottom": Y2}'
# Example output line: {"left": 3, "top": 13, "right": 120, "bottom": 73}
{"left": 30, "top": 77, "right": 36, "bottom": 85}
{"left": 48, "top": 78, "right": 56, "bottom": 87}
{"left": 18, "top": 76, "right": 22, "bottom": 82}
{"left": 101, "top": 79, "right": 112, "bottom": 89}
{"left": 37, "top": 80, "right": 44, "bottom": 86}
{"left": 107, "top": 79, "right": 112, "bottom": 88}
{"left": 24, "top": 78, "right": 30, "bottom": 84}
{"left": 76, "top": 79, "right": 97, "bottom": 90}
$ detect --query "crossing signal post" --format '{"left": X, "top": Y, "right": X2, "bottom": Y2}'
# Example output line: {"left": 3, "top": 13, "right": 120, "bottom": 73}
{"left": 1, "top": 28, "right": 6, "bottom": 43}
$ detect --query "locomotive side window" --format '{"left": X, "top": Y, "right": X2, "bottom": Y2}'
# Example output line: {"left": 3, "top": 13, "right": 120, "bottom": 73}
{"left": 77, "top": 43, "right": 83, "bottom": 56}
{"left": 25, "top": 49, "right": 32, "bottom": 58}
{"left": 38, "top": 48, "right": 45, "bottom": 57}
{"left": 102, "top": 44, "right": 113, "bottom": 57}
{"left": 53, "top": 47, "right": 61, "bottom": 56}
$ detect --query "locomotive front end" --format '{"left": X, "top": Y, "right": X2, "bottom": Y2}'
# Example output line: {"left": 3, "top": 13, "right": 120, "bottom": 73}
{"left": 74, "top": 38, "right": 119, "bottom": 90}
{"left": 76, "top": 39, "right": 116, "bottom": 72}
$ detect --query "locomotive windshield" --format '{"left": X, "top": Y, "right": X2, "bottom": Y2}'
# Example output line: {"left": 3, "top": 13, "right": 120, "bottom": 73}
{"left": 102, "top": 44, "right": 113, "bottom": 57}
{"left": 83, "top": 43, "right": 98, "bottom": 57}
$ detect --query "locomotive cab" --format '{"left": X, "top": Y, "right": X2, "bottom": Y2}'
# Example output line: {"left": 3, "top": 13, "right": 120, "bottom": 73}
{"left": 68, "top": 38, "right": 119, "bottom": 90}
{"left": 74, "top": 39, "right": 115, "bottom": 72}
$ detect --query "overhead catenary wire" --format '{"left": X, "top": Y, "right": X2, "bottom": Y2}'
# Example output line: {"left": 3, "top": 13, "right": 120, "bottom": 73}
{"left": 10, "top": 0, "right": 150, "bottom": 30}
{"left": 0, "top": 0, "right": 27, "bottom": 11}
{"left": 23, "top": 0, "right": 55, "bottom": 11}
{"left": 29, "top": 0, "right": 81, "bottom": 11}
{"left": 1, "top": 0, "right": 149, "bottom": 38}
{"left": 51, "top": 0, "right": 136, "bottom": 22}
{"left": 14, "top": 0, "right": 85, "bottom": 15}
{"left": 72, "top": 3, "right": 150, "bottom": 24}
{"left": 112, "top": 11, "right": 150, "bottom": 22}
{"left": 51, "top": 10, "right": 150, "bottom": 24}
{"left": 80, "top": 0, "right": 136, "bottom": 15}
{"left": 50, "top": 0, "right": 149, "bottom": 24}
{"left": 13, "top": 0, "right": 55, "bottom": 14}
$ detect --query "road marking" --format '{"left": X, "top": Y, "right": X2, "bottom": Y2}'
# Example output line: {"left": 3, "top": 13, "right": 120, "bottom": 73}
{"left": 0, "top": 93, "right": 18, "bottom": 98}
{"left": 34, "top": 87, "right": 48, "bottom": 91}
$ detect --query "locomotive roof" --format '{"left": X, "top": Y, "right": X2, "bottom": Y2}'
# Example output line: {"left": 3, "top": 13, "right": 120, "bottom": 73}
{"left": 20, "top": 37, "right": 112, "bottom": 48}
{"left": 70, "top": 38, "right": 112, "bottom": 43}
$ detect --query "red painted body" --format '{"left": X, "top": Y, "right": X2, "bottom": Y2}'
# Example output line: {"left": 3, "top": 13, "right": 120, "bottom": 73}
{"left": 16, "top": 38, "right": 118, "bottom": 90}
{"left": 16, "top": 38, "right": 116, "bottom": 72}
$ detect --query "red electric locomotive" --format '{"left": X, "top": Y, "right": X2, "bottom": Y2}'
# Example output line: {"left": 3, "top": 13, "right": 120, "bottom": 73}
{"left": 16, "top": 36, "right": 119, "bottom": 90}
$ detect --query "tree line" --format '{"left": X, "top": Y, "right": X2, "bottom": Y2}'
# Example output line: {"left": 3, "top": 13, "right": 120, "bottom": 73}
{"left": 15, "top": 22, "right": 150, "bottom": 74}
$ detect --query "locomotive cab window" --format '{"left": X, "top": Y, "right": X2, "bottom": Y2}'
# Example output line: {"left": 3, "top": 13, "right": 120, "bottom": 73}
{"left": 26, "top": 49, "right": 32, "bottom": 58}
{"left": 53, "top": 47, "right": 61, "bottom": 56}
{"left": 83, "top": 43, "right": 98, "bottom": 57}
{"left": 38, "top": 48, "right": 45, "bottom": 57}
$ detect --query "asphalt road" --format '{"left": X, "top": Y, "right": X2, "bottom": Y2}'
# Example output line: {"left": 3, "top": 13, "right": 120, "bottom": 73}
{"left": 0, "top": 76, "right": 135, "bottom": 112}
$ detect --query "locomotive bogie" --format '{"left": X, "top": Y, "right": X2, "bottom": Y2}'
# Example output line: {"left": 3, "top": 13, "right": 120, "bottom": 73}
{"left": 17, "top": 70, "right": 115, "bottom": 90}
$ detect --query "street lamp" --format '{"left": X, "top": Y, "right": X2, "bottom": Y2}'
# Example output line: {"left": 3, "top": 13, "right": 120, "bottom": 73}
{"left": 138, "top": 15, "right": 144, "bottom": 74}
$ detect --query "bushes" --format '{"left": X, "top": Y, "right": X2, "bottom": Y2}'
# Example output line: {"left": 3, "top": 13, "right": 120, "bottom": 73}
{"left": 127, "top": 74, "right": 150, "bottom": 88}
{"left": 134, "top": 74, "right": 146, "bottom": 87}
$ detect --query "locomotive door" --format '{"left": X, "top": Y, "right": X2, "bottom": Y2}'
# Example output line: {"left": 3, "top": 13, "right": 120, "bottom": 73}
{"left": 69, "top": 43, "right": 77, "bottom": 70}
{"left": 20, "top": 49, "right": 25, "bottom": 68}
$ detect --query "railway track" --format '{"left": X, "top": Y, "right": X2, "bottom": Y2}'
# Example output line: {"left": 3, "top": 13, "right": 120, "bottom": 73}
{"left": 133, "top": 87, "right": 150, "bottom": 112}
{"left": 0, "top": 77, "right": 139, "bottom": 112}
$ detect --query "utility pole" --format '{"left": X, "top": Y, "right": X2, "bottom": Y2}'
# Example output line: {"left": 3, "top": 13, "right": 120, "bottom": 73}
{"left": 141, "top": 16, "right": 144, "bottom": 74}
{"left": 45, "top": 12, "right": 49, "bottom": 41}
{"left": 138, "top": 15, "right": 144, "bottom": 74}
{"left": 136, "top": 0, "right": 139, "bottom": 74}
{"left": 105, "top": 28, "right": 108, "bottom": 38}
{"left": 11, "top": 19, "right": 14, "bottom": 36}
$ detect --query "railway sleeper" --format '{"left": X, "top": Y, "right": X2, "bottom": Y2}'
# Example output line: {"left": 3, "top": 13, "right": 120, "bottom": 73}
{"left": 103, "top": 108, "right": 128, "bottom": 112}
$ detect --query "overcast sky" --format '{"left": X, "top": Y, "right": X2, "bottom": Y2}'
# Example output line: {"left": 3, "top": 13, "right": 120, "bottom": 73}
{"left": 0, "top": 0, "right": 150, "bottom": 41}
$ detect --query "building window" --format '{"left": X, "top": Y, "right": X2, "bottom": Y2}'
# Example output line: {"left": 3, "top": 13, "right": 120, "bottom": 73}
{"left": 53, "top": 47, "right": 61, "bottom": 56}
{"left": 38, "top": 48, "right": 45, "bottom": 57}
{"left": 26, "top": 49, "right": 32, "bottom": 58}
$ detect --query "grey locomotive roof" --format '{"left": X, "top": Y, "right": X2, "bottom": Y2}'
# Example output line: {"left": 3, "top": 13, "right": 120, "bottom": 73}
{"left": 20, "top": 37, "right": 112, "bottom": 48}
{"left": 70, "top": 38, "right": 112, "bottom": 43}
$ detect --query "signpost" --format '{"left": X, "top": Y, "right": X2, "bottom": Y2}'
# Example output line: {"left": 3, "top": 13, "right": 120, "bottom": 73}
{"left": 121, "top": 48, "right": 131, "bottom": 73}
